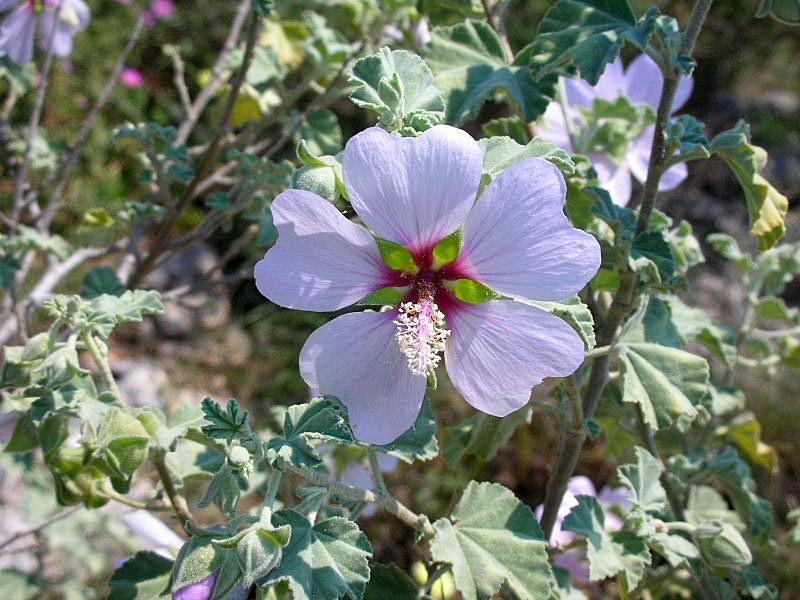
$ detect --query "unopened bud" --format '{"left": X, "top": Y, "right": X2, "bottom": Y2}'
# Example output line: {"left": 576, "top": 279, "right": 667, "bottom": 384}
{"left": 228, "top": 446, "right": 251, "bottom": 468}
{"left": 694, "top": 520, "right": 752, "bottom": 570}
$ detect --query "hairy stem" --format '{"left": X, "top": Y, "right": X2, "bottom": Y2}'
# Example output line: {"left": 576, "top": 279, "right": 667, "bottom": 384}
{"left": 81, "top": 332, "right": 123, "bottom": 400}
{"left": 539, "top": 0, "right": 714, "bottom": 542}
{"left": 152, "top": 449, "right": 193, "bottom": 526}
{"left": 367, "top": 449, "right": 388, "bottom": 497}
{"left": 285, "top": 463, "right": 434, "bottom": 536}
{"left": 263, "top": 469, "right": 283, "bottom": 511}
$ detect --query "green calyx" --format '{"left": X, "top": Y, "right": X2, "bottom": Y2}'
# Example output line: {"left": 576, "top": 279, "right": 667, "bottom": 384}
{"left": 375, "top": 238, "right": 418, "bottom": 275}
{"left": 432, "top": 229, "right": 462, "bottom": 269}
{"left": 577, "top": 96, "right": 655, "bottom": 163}
{"left": 445, "top": 278, "right": 498, "bottom": 304}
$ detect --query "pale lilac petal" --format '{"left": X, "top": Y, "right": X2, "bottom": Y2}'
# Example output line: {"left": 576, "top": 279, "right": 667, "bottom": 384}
{"left": 624, "top": 54, "right": 692, "bottom": 113}
{"left": 567, "top": 476, "right": 597, "bottom": 498}
{"left": 38, "top": 0, "right": 89, "bottom": 57}
{"left": 538, "top": 103, "right": 573, "bottom": 151}
{"left": 592, "top": 153, "right": 632, "bottom": 206}
{"left": 299, "top": 311, "right": 426, "bottom": 444}
{"left": 659, "top": 161, "right": 688, "bottom": 191}
{"left": 342, "top": 125, "right": 482, "bottom": 253}
{"left": 536, "top": 490, "right": 579, "bottom": 547}
{"left": 444, "top": 300, "right": 585, "bottom": 417}
{"left": 122, "top": 510, "right": 183, "bottom": 557}
{"left": 598, "top": 486, "right": 631, "bottom": 511}
{"left": 340, "top": 462, "right": 379, "bottom": 517}
{"left": 0, "top": 0, "right": 19, "bottom": 12}
{"left": 605, "top": 513, "right": 624, "bottom": 531}
{"left": 623, "top": 54, "right": 663, "bottom": 111}
{"left": 66, "top": 0, "right": 91, "bottom": 30}
{"left": 592, "top": 57, "right": 626, "bottom": 101}
{"left": 553, "top": 550, "right": 589, "bottom": 583}
{"left": 0, "top": 5, "right": 35, "bottom": 64}
{"left": 254, "top": 190, "right": 393, "bottom": 312}
{"left": 563, "top": 78, "right": 597, "bottom": 109}
{"left": 627, "top": 129, "right": 687, "bottom": 192}
{"left": 377, "top": 454, "right": 399, "bottom": 472}
{"left": 173, "top": 572, "right": 217, "bottom": 600}
{"left": 456, "top": 158, "right": 600, "bottom": 301}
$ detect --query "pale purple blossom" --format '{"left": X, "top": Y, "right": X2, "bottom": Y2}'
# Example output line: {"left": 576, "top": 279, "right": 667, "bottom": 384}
{"left": 120, "top": 66, "right": 144, "bottom": 88}
{"left": 0, "top": 0, "right": 90, "bottom": 65}
{"left": 539, "top": 55, "right": 693, "bottom": 206}
{"left": 535, "top": 476, "right": 631, "bottom": 583}
{"left": 254, "top": 125, "right": 600, "bottom": 444}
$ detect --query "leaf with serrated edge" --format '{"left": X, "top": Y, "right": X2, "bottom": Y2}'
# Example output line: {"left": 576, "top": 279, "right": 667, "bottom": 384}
{"left": 618, "top": 343, "right": 708, "bottom": 431}
{"left": 424, "top": 20, "right": 555, "bottom": 125}
{"left": 108, "top": 551, "right": 172, "bottom": 599}
{"left": 562, "top": 496, "right": 651, "bottom": 591}
{"left": 430, "top": 481, "right": 552, "bottom": 600}
{"left": 616, "top": 446, "right": 666, "bottom": 512}
{"left": 267, "top": 396, "right": 354, "bottom": 468}
{"left": 258, "top": 509, "right": 372, "bottom": 600}
{"left": 711, "top": 121, "right": 788, "bottom": 250}
{"left": 529, "top": 0, "right": 658, "bottom": 84}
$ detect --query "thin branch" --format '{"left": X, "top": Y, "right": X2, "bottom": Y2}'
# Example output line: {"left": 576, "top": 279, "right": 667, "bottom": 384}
{"left": 174, "top": 0, "right": 251, "bottom": 146}
{"left": 285, "top": 463, "right": 434, "bottom": 536}
{"left": 538, "top": 0, "right": 715, "bottom": 544}
{"left": 152, "top": 449, "right": 193, "bottom": 526}
{"left": 12, "top": 0, "right": 64, "bottom": 220}
{"left": 37, "top": 17, "right": 145, "bottom": 231}
{"left": 127, "top": 13, "right": 261, "bottom": 289}
{"left": 82, "top": 332, "right": 123, "bottom": 400}
{"left": 169, "top": 49, "right": 193, "bottom": 115}
{"left": 0, "top": 244, "right": 118, "bottom": 346}
{"left": 0, "top": 506, "right": 80, "bottom": 551}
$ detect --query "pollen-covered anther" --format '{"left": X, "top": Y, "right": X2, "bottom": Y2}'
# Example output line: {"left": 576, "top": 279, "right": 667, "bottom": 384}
{"left": 393, "top": 299, "right": 450, "bottom": 376}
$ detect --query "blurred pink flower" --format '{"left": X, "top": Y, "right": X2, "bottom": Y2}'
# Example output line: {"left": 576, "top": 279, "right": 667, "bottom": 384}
{"left": 254, "top": 125, "right": 600, "bottom": 444}
{"left": 150, "top": 0, "right": 173, "bottom": 19}
{"left": 120, "top": 66, "right": 144, "bottom": 88}
{"left": 0, "top": 0, "right": 90, "bottom": 65}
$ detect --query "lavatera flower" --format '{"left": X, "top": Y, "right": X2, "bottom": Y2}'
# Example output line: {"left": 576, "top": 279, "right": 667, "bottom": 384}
{"left": 255, "top": 125, "right": 601, "bottom": 444}
{"left": 539, "top": 54, "right": 693, "bottom": 206}
{"left": 0, "top": 0, "right": 90, "bottom": 65}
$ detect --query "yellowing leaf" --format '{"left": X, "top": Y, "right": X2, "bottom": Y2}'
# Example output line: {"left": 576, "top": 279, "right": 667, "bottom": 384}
{"left": 711, "top": 121, "right": 789, "bottom": 250}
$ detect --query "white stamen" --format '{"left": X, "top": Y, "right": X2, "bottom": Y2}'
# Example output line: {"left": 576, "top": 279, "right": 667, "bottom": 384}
{"left": 393, "top": 299, "right": 450, "bottom": 376}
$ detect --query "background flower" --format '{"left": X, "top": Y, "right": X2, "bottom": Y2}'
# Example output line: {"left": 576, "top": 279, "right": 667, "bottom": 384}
{"left": 0, "top": 0, "right": 90, "bottom": 65}
{"left": 539, "top": 55, "right": 693, "bottom": 205}
{"left": 535, "top": 476, "right": 631, "bottom": 583}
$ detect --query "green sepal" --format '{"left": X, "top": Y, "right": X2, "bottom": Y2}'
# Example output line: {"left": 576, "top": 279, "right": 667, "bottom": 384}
{"left": 358, "top": 286, "right": 409, "bottom": 307}
{"left": 432, "top": 230, "right": 462, "bottom": 268}
{"left": 445, "top": 279, "right": 497, "bottom": 304}
{"left": 375, "top": 238, "right": 418, "bottom": 274}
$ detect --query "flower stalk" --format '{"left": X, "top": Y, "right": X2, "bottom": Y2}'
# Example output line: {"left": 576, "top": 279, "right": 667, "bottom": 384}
{"left": 539, "top": 0, "right": 716, "bottom": 554}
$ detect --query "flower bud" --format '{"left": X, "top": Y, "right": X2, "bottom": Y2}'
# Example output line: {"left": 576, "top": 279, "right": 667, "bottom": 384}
{"left": 172, "top": 571, "right": 217, "bottom": 600}
{"left": 694, "top": 520, "right": 752, "bottom": 570}
{"left": 228, "top": 446, "right": 250, "bottom": 468}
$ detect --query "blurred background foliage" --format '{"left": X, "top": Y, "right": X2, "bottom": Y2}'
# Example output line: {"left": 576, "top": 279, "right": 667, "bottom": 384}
{"left": 0, "top": 0, "right": 799, "bottom": 597}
